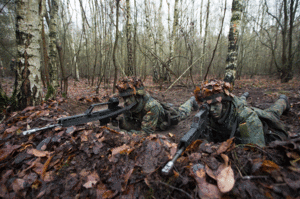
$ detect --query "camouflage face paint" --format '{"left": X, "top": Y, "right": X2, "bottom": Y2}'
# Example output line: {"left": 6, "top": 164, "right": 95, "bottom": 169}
{"left": 209, "top": 102, "right": 223, "bottom": 119}
{"left": 124, "top": 95, "right": 137, "bottom": 107}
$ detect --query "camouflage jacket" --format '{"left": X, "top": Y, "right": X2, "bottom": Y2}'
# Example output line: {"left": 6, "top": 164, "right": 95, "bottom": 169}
{"left": 207, "top": 96, "right": 288, "bottom": 146}
{"left": 120, "top": 93, "right": 166, "bottom": 135}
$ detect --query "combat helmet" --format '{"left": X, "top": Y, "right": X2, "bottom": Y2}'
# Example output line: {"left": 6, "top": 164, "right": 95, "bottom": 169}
{"left": 116, "top": 76, "right": 146, "bottom": 97}
{"left": 194, "top": 80, "right": 234, "bottom": 104}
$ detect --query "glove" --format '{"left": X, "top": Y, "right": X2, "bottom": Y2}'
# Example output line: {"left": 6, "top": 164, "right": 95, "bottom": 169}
{"left": 241, "top": 92, "right": 249, "bottom": 99}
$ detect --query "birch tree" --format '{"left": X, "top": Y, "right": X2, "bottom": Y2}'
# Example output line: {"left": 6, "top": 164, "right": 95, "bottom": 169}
{"left": 170, "top": 0, "right": 179, "bottom": 68}
{"left": 126, "top": 0, "right": 134, "bottom": 76}
{"left": 224, "top": 0, "right": 243, "bottom": 86}
{"left": 15, "top": 0, "right": 43, "bottom": 109}
{"left": 112, "top": 0, "right": 120, "bottom": 93}
{"left": 48, "top": 0, "right": 59, "bottom": 98}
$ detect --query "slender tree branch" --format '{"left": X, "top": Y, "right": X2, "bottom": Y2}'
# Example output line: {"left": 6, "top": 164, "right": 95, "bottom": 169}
{"left": 264, "top": 0, "right": 283, "bottom": 30}
{"left": 0, "top": 0, "right": 12, "bottom": 13}
{"left": 204, "top": 0, "right": 227, "bottom": 81}
{"left": 79, "top": 0, "right": 91, "bottom": 28}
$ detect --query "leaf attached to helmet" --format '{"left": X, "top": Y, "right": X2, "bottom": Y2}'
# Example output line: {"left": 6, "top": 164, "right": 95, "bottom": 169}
{"left": 116, "top": 76, "right": 145, "bottom": 97}
{"left": 194, "top": 80, "right": 234, "bottom": 104}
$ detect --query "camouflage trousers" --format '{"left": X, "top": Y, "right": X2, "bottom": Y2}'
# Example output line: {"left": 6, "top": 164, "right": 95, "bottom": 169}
{"left": 178, "top": 97, "right": 195, "bottom": 120}
{"left": 252, "top": 98, "right": 288, "bottom": 140}
{"left": 209, "top": 96, "right": 288, "bottom": 146}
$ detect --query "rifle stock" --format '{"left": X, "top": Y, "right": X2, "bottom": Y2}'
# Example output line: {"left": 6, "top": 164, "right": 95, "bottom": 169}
{"left": 161, "top": 103, "right": 209, "bottom": 175}
{"left": 23, "top": 97, "right": 137, "bottom": 135}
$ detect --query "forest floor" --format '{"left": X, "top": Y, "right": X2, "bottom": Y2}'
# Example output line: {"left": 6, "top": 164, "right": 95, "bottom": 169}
{"left": 0, "top": 76, "right": 300, "bottom": 198}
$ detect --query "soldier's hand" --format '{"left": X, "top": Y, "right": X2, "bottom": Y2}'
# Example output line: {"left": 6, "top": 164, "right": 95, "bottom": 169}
{"left": 241, "top": 92, "right": 250, "bottom": 99}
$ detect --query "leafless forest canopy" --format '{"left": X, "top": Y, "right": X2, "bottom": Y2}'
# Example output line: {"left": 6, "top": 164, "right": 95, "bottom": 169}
{"left": 0, "top": 0, "right": 299, "bottom": 95}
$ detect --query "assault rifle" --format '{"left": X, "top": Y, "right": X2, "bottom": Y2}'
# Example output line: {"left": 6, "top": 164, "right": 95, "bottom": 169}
{"left": 23, "top": 97, "right": 137, "bottom": 135}
{"left": 161, "top": 92, "right": 250, "bottom": 174}
{"left": 161, "top": 103, "right": 209, "bottom": 175}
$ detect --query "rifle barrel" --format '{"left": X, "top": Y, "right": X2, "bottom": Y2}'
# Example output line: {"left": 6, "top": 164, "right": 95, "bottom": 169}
{"left": 23, "top": 124, "right": 59, "bottom": 135}
{"left": 161, "top": 147, "right": 185, "bottom": 175}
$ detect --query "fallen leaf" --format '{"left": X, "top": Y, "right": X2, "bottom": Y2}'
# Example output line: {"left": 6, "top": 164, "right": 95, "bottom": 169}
{"left": 11, "top": 178, "right": 25, "bottom": 193}
{"left": 216, "top": 165, "right": 235, "bottom": 193}
{"left": 261, "top": 160, "right": 279, "bottom": 173}
{"left": 221, "top": 154, "right": 229, "bottom": 167}
{"left": 189, "top": 153, "right": 202, "bottom": 162}
{"left": 0, "top": 144, "right": 21, "bottom": 161}
{"left": 27, "top": 149, "right": 49, "bottom": 157}
{"left": 83, "top": 171, "right": 100, "bottom": 189}
{"left": 214, "top": 137, "right": 234, "bottom": 155}
{"left": 173, "top": 170, "right": 180, "bottom": 178}
{"left": 109, "top": 144, "right": 131, "bottom": 162}
{"left": 168, "top": 133, "right": 174, "bottom": 137}
{"left": 0, "top": 183, "right": 8, "bottom": 197}
{"left": 205, "top": 164, "right": 217, "bottom": 180}
{"left": 22, "top": 106, "right": 36, "bottom": 113}
{"left": 4, "top": 126, "right": 19, "bottom": 134}
{"left": 42, "top": 155, "right": 53, "bottom": 179}
{"left": 190, "top": 164, "right": 221, "bottom": 199}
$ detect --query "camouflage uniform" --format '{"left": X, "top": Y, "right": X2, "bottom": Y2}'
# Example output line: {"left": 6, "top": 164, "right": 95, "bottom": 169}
{"left": 119, "top": 92, "right": 166, "bottom": 135}
{"left": 116, "top": 77, "right": 197, "bottom": 135}
{"left": 194, "top": 80, "right": 289, "bottom": 147}
{"left": 207, "top": 95, "right": 288, "bottom": 146}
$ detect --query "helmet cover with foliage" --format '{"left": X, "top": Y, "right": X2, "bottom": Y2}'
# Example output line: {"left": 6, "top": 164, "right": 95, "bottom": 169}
{"left": 116, "top": 76, "right": 146, "bottom": 97}
{"left": 194, "top": 80, "right": 234, "bottom": 104}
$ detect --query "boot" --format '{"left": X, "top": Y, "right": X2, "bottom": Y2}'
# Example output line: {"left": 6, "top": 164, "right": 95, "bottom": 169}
{"left": 279, "top": 94, "right": 290, "bottom": 114}
{"left": 190, "top": 96, "right": 199, "bottom": 111}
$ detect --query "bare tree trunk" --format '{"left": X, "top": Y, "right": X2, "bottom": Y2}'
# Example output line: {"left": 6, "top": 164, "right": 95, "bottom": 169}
{"left": 170, "top": 0, "right": 179, "bottom": 76}
{"left": 224, "top": 0, "right": 243, "bottom": 86}
{"left": 91, "top": 0, "right": 98, "bottom": 86}
{"left": 48, "top": 0, "right": 59, "bottom": 98}
{"left": 133, "top": 0, "right": 137, "bottom": 76}
{"left": 144, "top": 0, "right": 156, "bottom": 81}
{"left": 112, "top": 0, "right": 120, "bottom": 94}
{"left": 199, "top": 0, "right": 204, "bottom": 78}
{"left": 204, "top": 0, "right": 227, "bottom": 81}
{"left": 15, "top": 0, "right": 43, "bottom": 109}
{"left": 40, "top": 0, "right": 49, "bottom": 87}
{"left": 201, "top": 0, "right": 210, "bottom": 80}
{"left": 67, "top": 0, "right": 80, "bottom": 81}
{"left": 79, "top": 0, "right": 91, "bottom": 84}
{"left": 56, "top": 42, "right": 68, "bottom": 95}
{"left": 280, "top": 0, "right": 297, "bottom": 82}
{"left": 126, "top": 0, "right": 134, "bottom": 76}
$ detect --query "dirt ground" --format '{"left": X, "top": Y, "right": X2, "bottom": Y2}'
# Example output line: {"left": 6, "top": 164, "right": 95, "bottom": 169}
{"left": 55, "top": 76, "right": 300, "bottom": 142}
{"left": 1, "top": 76, "right": 300, "bottom": 199}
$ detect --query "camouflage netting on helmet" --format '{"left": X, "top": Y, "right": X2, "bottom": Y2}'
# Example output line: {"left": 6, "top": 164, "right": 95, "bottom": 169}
{"left": 194, "top": 80, "right": 234, "bottom": 104}
{"left": 116, "top": 76, "right": 145, "bottom": 97}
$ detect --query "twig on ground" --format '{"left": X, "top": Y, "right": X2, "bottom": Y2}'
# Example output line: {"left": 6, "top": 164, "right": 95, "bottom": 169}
{"left": 241, "top": 175, "right": 269, "bottom": 180}
{"left": 0, "top": 115, "right": 6, "bottom": 124}
{"left": 151, "top": 180, "right": 194, "bottom": 199}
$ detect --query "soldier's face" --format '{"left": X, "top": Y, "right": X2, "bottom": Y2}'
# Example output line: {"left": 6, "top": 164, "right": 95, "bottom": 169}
{"left": 209, "top": 102, "right": 223, "bottom": 119}
{"left": 124, "top": 95, "right": 136, "bottom": 106}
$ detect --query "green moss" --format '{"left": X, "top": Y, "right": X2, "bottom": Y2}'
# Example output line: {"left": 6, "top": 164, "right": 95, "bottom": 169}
{"left": 264, "top": 91, "right": 274, "bottom": 95}
{"left": 45, "top": 84, "right": 55, "bottom": 100}
{"left": 145, "top": 188, "right": 154, "bottom": 199}
{"left": 231, "top": 13, "right": 241, "bottom": 21}
{"left": 278, "top": 90, "right": 290, "bottom": 95}
{"left": 232, "top": 0, "right": 243, "bottom": 12}
{"left": 62, "top": 92, "right": 67, "bottom": 98}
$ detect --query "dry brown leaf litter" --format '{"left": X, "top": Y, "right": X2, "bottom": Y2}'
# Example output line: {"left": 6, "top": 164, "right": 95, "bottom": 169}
{"left": 0, "top": 98, "right": 300, "bottom": 198}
